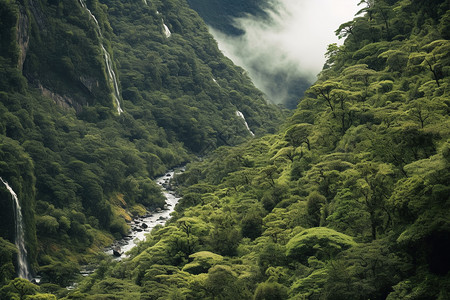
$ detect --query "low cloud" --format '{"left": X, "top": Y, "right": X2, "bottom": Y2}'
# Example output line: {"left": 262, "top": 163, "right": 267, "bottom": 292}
{"left": 211, "top": 0, "right": 359, "bottom": 106}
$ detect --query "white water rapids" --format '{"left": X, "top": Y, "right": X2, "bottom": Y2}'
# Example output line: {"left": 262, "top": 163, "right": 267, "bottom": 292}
{"left": 105, "top": 168, "right": 183, "bottom": 258}
{"left": 66, "top": 168, "right": 184, "bottom": 289}
{"left": 78, "top": 0, "right": 123, "bottom": 114}
{"left": 1, "top": 177, "right": 31, "bottom": 280}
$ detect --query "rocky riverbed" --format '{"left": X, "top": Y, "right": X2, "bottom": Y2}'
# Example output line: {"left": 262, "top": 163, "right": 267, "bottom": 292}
{"left": 104, "top": 167, "right": 184, "bottom": 259}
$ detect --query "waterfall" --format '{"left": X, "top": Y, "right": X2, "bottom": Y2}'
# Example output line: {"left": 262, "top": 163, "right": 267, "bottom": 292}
{"left": 78, "top": 0, "right": 123, "bottom": 114}
{"left": 156, "top": 10, "right": 171, "bottom": 38}
{"left": 162, "top": 22, "right": 171, "bottom": 38}
{"left": 101, "top": 45, "right": 123, "bottom": 114}
{"left": 236, "top": 111, "right": 255, "bottom": 136}
{"left": 1, "top": 177, "right": 31, "bottom": 280}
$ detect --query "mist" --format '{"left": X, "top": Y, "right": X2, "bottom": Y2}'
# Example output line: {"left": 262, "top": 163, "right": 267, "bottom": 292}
{"left": 210, "top": 0, "right": 360, "bottom": 107}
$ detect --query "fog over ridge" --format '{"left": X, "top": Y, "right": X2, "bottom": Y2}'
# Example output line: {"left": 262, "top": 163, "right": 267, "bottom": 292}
{"left": 210, "top": 0, "right": 360, "bottom": 107}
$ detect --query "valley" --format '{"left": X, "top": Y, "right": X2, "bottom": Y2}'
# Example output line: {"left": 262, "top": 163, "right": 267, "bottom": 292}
{"left": 0, "top": 0, "right": 449, "bottom": 299}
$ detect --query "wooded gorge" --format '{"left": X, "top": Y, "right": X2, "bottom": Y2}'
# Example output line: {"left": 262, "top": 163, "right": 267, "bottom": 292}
{"left": 1, "top": 0, "right": 449, "bottom": 299}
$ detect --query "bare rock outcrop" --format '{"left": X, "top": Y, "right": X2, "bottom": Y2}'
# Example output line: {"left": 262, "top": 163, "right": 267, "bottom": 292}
{"left": 39, "top": 84, "right": 83, "bottom": 113}
{"left": 16, "top": 5, "right": 29, "bottom": 71}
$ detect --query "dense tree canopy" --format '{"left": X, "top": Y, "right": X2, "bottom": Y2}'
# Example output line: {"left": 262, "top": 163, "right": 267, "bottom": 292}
{"left": 0, "top": 0, "right": 449, "bottom": 299}
{"left": 0, "top": 0, "right": 283, "bottom": 292}
{"left": 64, "top": 0, "right": 449, "bottom": 299}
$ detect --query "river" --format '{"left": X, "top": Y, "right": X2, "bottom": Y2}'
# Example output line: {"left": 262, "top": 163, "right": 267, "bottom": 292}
{"left": 104, "top": 167, "right": 184, "bottom": 259}
{"left": 68, "top": 168, "right": 185, "bottom": 283}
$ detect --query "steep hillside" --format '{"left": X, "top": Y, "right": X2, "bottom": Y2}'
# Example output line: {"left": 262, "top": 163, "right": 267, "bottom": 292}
{"left": 0, "top": 0, "right": 283, "bottom": 291}
{"left": 50, "top": 0, "right": 450, "bottom": 299}
{"left": 186, "top": 0, "right": 269, "bottom": 36}
{"left": 186, "top": 0, "right": 319, "bottom": 109}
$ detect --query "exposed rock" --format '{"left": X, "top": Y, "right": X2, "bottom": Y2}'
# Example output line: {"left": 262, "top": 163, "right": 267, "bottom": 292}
{"left": 113, "top": 247, "right": 122, "bottom": 257}
{"left": 39, "top": 85, "right": 83, "bottom": 113}
{"left": 28, "top": 0, "right": 46, "bottom": 32}
{"left": 79, "top": 76, "right": 99, "bottom": 94}
{"left": 16, "top": 5, "right": 29, "bottom": 71}
{"left": 31, "top": 277, "right": 42, "bottom": 284}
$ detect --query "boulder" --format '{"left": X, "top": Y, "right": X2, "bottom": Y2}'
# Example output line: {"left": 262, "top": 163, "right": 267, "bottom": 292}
{"left": 113, "top": 247, "right": 122, "bottom": 257}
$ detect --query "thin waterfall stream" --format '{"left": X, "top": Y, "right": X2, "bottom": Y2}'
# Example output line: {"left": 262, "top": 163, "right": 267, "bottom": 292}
{"left": 78, "top": 0, "right": 123, "bottom": 114}
{"left": 236, "top": 110, "right": 255, "bottom": 136}
{"left": 163, "top": 22, "right": 172, "bottom": 38}
{"left": 1, "top": 177, "right": 31, "bottom": 280}
{"left": 156, "top": 10, "right": 172, "bottom": 38}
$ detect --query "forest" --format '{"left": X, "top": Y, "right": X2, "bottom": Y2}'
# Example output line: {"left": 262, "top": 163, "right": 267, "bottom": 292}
{"left": 0, "top": 0, "right": 449, "bottom": 299}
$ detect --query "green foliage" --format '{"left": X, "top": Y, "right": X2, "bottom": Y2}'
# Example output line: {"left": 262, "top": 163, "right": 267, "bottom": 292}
{"left": 208, "top": 214, "right": 241, "bottom": 256}
{"left": 286, "top": 227, "right": 357, "bottom": 263}
{"left": 205, "top": 265, "right": 251, "bottom": 299}
{"left": 1, "top": 0, "right": 449, "bottom": 299}
{"left": 39, "top": 260, "right": 79, "bottom": 287}
{"left": 84, "top": 277, "right": 140, "bottom": 299}
{"left": 0, "top": 135, "right": 37, "bottom": 271}
{"left": 36, "top": 215, "right": 59, "bottom": 236}
{"left": 323, "top": 239, "right": 410, "bottom": 300}
{"left": 0, "top": 278, "right": 39, "bottom": 300}
{"left": 253, "top": 281, "right": 288, "bottom": 300}
{"left": 182, "top": 251, "right": 224, "bottom": 275}
{"left": 0, "top": 237, "right": 17, "bottom": 286}
{"left": 306, "top": 191, "right": 326, "bottom": 227}
{"left": 0, "top": 0, "right": 283, "bottom": 289}
{"left": 241, "top": 210, "right": 263, "bottom": 240}
{"left": 91, "top": 3, "right": 448, "bottom": 298}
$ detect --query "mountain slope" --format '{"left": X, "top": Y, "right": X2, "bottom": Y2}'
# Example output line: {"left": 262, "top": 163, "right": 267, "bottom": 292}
{"left": 0, "top": 0, "right": 283, "bottom": 290}
{"left": 61, "top": 0, "right": 450, "bottom": 299}
{"left": 186, "top": 0, "right": 317, "bottom": 109}
{"left": 186, "top": 0, "right": 269, "bottom": 36}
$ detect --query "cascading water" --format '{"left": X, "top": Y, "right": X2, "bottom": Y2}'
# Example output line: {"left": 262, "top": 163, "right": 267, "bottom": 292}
{"left": 236, "top": 111, "right": 255, "bottom": 136}
{"left": 78, "top": 0, "right": 123, "bottom": 114}
{"left": 66, "top": 167, "right": 184, "bottom": 289}
{"left": 101, "top": 45, "right": 123, "bottom": 114}
{"left": 163, "top": 22, "right": 172, "bottom": 38}
{"left": 106, "top": 168, "right": 184, "bottom": 258}
{"left": 1, "top": 177, "right": 31, "bottom": 280}
{"left": 156, "top": 10, "right": 172, "bottom": 38}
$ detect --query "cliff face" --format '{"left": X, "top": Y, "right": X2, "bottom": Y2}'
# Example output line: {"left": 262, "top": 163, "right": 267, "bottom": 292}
{"left": 16, "top": 4, "right": 29, "bottom": 71}
{"left": 22, "top": 0, "right": 114, "bottom": 109}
